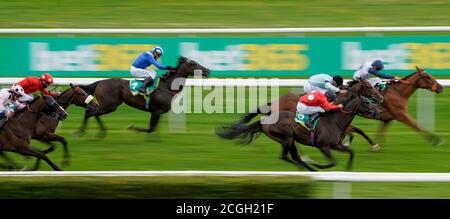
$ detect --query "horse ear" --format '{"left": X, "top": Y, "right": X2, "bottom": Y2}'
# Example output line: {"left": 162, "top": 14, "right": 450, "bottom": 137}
{"left": 416, "top": 66, "right": 424, "bottom": 73}
{"left": 70, "top": 83, "right": 75, "bottom": 88}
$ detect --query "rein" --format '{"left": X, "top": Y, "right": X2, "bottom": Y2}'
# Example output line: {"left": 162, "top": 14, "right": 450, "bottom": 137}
{"left": 395, "top": 72, "right": 439, "bottom": 92}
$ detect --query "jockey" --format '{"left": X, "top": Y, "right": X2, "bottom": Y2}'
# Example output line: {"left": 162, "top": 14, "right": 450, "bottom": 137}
{"left": 353, "top": 60, "right": 400, "bottom": 89}
{"left": 0, "top": 85, "right": 26, "bottom": 121}
{"left": 296, "top": 90, "right": 343, "bottom": 127}
{"left": 304, "top": 74, "right": 346, "bottom": 94}
{"left": 131, "top": 46, "right": 175, "bottom": 94}
{"left": 16, "top": 73, "right": 60, "bottom": 102}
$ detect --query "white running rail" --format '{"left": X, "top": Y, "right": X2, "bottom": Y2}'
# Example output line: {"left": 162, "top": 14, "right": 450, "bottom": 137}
{"left": 1, "top": 78, "right": 450, "bottom": 87}
{"left": 1, "top": 171, "right": 450, "bottom": 182}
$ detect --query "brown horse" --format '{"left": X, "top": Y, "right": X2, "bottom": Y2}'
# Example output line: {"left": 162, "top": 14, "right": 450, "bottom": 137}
{"left": 0, "top": 95, "right": 68, "bottom": 171}
{"left": 238, "top": 80, "right": 383, "bottom": 149}
{"left": 29, "top": 84, "right": 98, "bottom": 169}
{"left": 369, "top": 66, "right": 444, "bottom": 149}
{"left": 239, "top": 66, "right": 444, "bottom": 150}
{"left": 76, "top": 56, "right": 209, "bottom": 136}
{"left": 217, "top": 79, "right": 381, "bottom": 171}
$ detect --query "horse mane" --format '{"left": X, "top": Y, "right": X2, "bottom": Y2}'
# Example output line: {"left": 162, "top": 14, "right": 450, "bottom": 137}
{"left": 401, "top": 71, "right": 418, "bottom": 80}
{"left": 160, "top": 56, "right": 189, "bottom": 82}
{"left": 59, "top": 88, "right": 71, "bottom": 97}
{"left": 175, "top": 56, "right": 189, "bottom": 69}
{"left": 13, "top": 96, "right": 42, "bottom": 117}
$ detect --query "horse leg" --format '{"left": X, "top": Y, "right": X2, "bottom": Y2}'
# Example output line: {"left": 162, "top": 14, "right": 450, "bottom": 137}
{"left": 332, "top": 144, "right": 354, "bottom": 171}
{"left": 348, "top": 125, "right": 378, "bottom": 149}
{"left": 343, "top": 131, "right": 354, "bottom": 147}
{"left": 41, "top": 133, "right": 70, "bottom": 166}
{"left": 374, "top": 120, "right": 391, "bottom": 151}
{"left": 31, "top": 141, "right": 57, "bottom": 171}
{"left": 129, "top": 111, "right": 161, "bottom": 133}
{"left": 74, "top": 111, "right": 92, "bottom": 137}
{"left": 95, "top": 115, "right": 107, "bottom": 138}
{"left": 16, "top": 145, "right": 62, "bottom": 171}
{"left": 395, "top": 113, "right": 444, "bottom": 146}
{"left": 0, "top": 152, "right": 22, "bottom": 170}
{"left": 287, "top": 141, "right": 316, "bottom": 171}
{"left": 307, "top": 146, "right": 337, "bottom": 170}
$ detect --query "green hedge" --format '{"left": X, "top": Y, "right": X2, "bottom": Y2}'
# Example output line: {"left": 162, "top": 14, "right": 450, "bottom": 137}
{"left": 0, "top": 176, "right": 313, "bottom": 199}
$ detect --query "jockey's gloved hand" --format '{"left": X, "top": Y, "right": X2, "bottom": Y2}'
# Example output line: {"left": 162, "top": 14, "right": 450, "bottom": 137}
{"left": 167, "top": 66, "right": 175, "bottom": 71}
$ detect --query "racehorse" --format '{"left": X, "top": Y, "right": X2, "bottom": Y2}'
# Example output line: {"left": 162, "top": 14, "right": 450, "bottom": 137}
{"left": 216, "top": 79, "right": 381, "bottom": 171}
{"left": 237, "top": 79, "right": 383, "bottom": 150}
{"left": 76, "top": 56, "right": 209, "bottom": 136}
{"left": 237, "top": 66, "right": 444, "bottom": 150}
{"left": 369, "top": 66, "right": 444, "bottom": 149}
{"left": 0, "top": 95, "right": 68, "bottom": 171}
{"left": 30, "top": 84, "right": 97, "bottom": 169}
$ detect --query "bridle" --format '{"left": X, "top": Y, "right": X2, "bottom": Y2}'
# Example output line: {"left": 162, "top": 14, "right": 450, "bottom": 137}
{"left": 396, "top": 72, "right": 440, "bottom": 92}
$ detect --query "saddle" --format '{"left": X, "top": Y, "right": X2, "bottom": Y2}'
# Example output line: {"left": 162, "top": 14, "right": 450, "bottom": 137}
{"left": 129, "top": 77, "right": 160, "bottom": 99}
{"left": 294, "top": 112, "right": 320, "bottom": 131}
{"left": 295, "top": 112, "right": 321, "bottom": 146}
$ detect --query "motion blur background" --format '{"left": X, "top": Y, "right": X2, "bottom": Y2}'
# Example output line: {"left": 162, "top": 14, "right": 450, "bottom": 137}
{"left": 0, "top": 0, "right": 450, "bottom": 198}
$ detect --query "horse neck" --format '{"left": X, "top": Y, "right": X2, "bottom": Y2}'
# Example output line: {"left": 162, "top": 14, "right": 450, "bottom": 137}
{"left": 333, "top": 95, "right": 360, "bottom": 131}
{"left": 161, "top": 71, "right": 188, "bottom": 93}
{"left": 56, "top": 90, "right": 73, "bottom": 109}
{"left": 392, "top": 73, "right": 420, "bottom": 98}
{"left": 13, "top": 100, "right": 45, "bottom": 131}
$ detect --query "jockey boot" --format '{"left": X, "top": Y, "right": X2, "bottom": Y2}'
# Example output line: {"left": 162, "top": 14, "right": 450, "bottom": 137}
{"left": 139, "top": 77, "right": 154, "bottom": 94}
{"left": 306, "top": 113, "right": 319, "bottom": 129}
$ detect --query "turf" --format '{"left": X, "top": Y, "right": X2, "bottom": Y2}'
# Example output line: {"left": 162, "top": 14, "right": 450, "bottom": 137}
{"left": 1, "top": 0, "right": 450, "bottom": 199}
{"left": 0, "top": 0, "right": 449, "bottom": 29}
{"left": 0, "top": 176, "right": 312, "bottom": 199}
{"left": 1, "top": 87, "right": 449, "bottom": 198}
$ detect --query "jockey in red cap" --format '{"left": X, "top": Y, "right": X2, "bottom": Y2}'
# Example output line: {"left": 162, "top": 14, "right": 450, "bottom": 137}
{"left": 16, "top": 73, "right": 60, "bottom": 102}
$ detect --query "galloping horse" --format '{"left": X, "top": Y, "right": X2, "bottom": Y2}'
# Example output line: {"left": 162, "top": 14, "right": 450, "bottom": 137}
{"left": 217, "top": 79, "right": 381, "bottom": 171}
{"left": 368, "top": 66, "right": 444, "bottom": 149}
{"left": 238, "top": 66, "right": 444, "bottom": 150}
{"left": 31, "top": 84, "right": 97, "bottom": 169}
{"left": 237, "top": 79, "right": 383, "bottom": 149}
{"left": 0, "top": 95, "right": 68, "bottom": 171}
{"left": 76, "top": 56, "right": 209, "bottom": 136}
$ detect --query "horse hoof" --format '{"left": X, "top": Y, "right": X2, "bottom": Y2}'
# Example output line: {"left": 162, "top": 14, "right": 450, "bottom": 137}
{"left": 432, "top": 137, "right": 445, "bottom": 146}
{"left": 300, "top": 155, "right": 314, "bottom": 162}
{"left": 370, "top": 144, "right": 381, "bottom": 152}
{"left": 128, "top": 124, "right": 135, "bottom": 129}
{"left": 62, "top": 159, "right": 71, "bottom": 167}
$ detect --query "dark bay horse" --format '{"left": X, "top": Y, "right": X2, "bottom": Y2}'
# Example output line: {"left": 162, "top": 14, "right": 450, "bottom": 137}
{"left": 76, "top": 56, "right": 209, "bottom": 136}
{"left": 31, "top": 84, "right": 97, "bottom": 168}
{"left": 0, "top": 95, "right": 68, "bottom": 171}
{"left": 217, "top": 79, "right": 381, "bottom": 171}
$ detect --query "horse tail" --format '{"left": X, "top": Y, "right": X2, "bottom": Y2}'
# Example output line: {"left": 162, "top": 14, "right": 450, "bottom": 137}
{"left": 239, "top": 103, "right": 272, "bottom": 124}
{"left": 78, "top": 81, "right": 101, "bottom": 94}
{"left": 216, "top": 121, "right": 262, "bottom": 145}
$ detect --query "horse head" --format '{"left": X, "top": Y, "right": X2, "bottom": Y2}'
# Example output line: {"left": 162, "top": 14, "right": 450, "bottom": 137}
{"left": 349, "top": 78, "right": 384, "bottom": 104}
{"left": 175, "top": 56, "right": 210, "bottom": 78}
{"left": 340, "top": 79, "right": 382, "bottom": 119}
{"left": 410, "top": 66, "right": 444, "bottom": 94}
{"left": 41, "top": 95, "right": 68, "bottom": 121}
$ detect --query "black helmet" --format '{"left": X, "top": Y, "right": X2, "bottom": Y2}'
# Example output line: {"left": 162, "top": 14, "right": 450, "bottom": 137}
{"left": 325, "top": 90, "right": 337, "bottom": 102}
{"left": 333, "top": 75, "right": 344, "bottom": 86}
